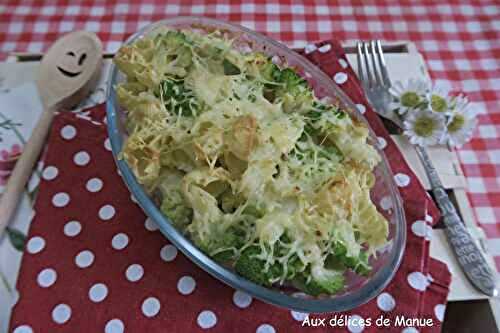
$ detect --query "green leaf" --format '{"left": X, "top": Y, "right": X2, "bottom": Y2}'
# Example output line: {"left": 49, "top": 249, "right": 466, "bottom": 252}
{"left": 0, "top": 270, "right": 12, "bottom": 293}
{"left": 6, "top": 227, "right": 26, "bottom": 252}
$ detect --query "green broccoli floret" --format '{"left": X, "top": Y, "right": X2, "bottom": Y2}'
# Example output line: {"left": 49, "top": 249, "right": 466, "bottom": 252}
{"left": 278, "top": 68, "right": 307, "bottom": 96}
{"left": 330, "top": 242, "right": 371, "bottom": 276}
{"left": 234, "top": 246, "right": 283, "bottom": 287}
{"left": 294, "top": 266, "right": 345, "bottom": 296}
{"left": 260, "top": 62, "right": 281, "bottom": 82}
{"left": 164, "top": 31, "right": 190, "bottom": 49}
{"left": 211, "top": 226, "right": 247, "bottom": 263}
{"left": 160, "top": 190, "right": 193, "bottom": 229}
{"left": 158, "top": 78, "right": 199, "bottom": 116}
{"left": 157, "top": 31, "right": 193, "bottom": 69}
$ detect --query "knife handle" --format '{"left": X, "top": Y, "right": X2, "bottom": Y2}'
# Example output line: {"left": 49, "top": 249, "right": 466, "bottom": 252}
{"left": 415, "top": 145, "right": 498, "bottom": 296}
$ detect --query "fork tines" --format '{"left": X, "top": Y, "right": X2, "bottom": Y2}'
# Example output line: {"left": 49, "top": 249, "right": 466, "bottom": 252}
{"left": 356, "top": 40, "right": 391, "bottom": 89}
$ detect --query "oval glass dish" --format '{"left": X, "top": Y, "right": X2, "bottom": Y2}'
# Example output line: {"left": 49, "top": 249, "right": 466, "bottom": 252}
{"left": 106, "top": 16, "right": 406, "bottom": 313}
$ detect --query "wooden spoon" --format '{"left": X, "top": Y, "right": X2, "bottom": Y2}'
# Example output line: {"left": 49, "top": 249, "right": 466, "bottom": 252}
{"left": 0, "top": 31, "right": 102, "bottom": 237}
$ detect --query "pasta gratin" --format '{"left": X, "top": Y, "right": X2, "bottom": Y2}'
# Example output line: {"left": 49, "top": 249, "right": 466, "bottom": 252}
{"left": 113, "top": 29, "right": 388, "bottom": 296}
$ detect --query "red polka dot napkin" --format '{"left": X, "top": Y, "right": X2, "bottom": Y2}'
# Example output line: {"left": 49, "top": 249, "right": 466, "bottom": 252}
{"left": 10, "top": 40, "right": 451, "bottom": 333}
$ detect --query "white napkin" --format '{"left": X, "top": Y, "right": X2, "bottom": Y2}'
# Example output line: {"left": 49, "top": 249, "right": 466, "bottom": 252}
{"left": 0, "top": 82, "right": 44, "bottom": 194}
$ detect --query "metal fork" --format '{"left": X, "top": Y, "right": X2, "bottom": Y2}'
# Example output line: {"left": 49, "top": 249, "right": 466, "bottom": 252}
{"left": 357, "top": 40, "right": 498, "bottom": 297}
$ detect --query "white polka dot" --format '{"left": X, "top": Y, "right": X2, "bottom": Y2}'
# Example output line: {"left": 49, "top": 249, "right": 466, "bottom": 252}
{"left": 197, "top": 310, "right": 217, "bottom": 329}
{"left": 142, "top": 297, "right": 161, "bottom": 318}
{"left": 377, "top": 136, "right": 387, "bottom": 149}
{"left": 145, "top": 217, "right": 158, "bottom": 231}
{"left": 233, "top": 290, "right": 252, "bottom": 308}
{"left": 61, "top": 125, "right": 77, "bottom": 140}
{"left": 111, "top": 233, "right": 129, "bottom": 250}
{"left": 291, "top": 311, "right": 309, "bottom": 321}
{"left": 13, "top": 325, "right": 33, "bottom": 333}
{"left": 42, "top": 166, "right": 59, "bottom": 180}
{"left": 411, "top": 220, "right": 433, "bottom": 239}
{"left": 105, "top": 319, "right": 124, "bottom": 333}
{"left": 425, "top": 214, "right": 434, "bottom": 223}
{"left": 177, "top": 276, "right": 196, "bottom": 295}
{"left": 64, "top": 221, "right": 82, "bottom": 237}
{"left": 160, "top": 244, "right": 177, "bottom": 262}
{"left": 73, "top": 151, "right": 90, "bottom": 166}
{"left": 407, "top": 271, "right": 429, "bottom": 291}
{"left": 99, "top": 204, "right": 116, "bottom": 221}
{"left": 75, "top": 250, "right": 95, "bottom": 268}
{"left": 27, "top": 236, "right": 45, "bottom": 254}
{"left": 334, "top": 72, "right": 348, "bottom": 84}
{"left": 402, "top": 327, "right": 419, "bottom": 333}
{"left": 376, "top": 292, "right": 396, "bottom": 312}
{"left": 338, "top": 58, "right": 349, "bottom": 68}
{"left": 86, "top": 178, "right": 103, "bottom": 192}
{"left": 348, "top": 315, "right": 365, "bottom": 333}
{"left": 89, "top": 283, "right": 108, "bottom": 303}
{"left": 394, "top": 173, "right": 411, "bottom": 187}
{"left": 356, "top": 103, "right": 366, "bottom": 114}
{"left": 52, "top": 303, "right": 71, "bottom": 324}
{"left": 380, "top": 196, "right": 392, "bottom": 210}
{"left": 52, "top": 192, "right": 70, "bottom": 207}
{"left": 304, "top": 44, "right": 317, "bottom": 54}
{"left": 434, "top": 304, "right": 445, "bottom": 322}
{"left": 256, "top": 324, "right": 276, "bottom": 333}
{"left": 126, "top": 264, "right": 144, "bottom": 282}
{"left": 37, "top": 268, "right": 57, "bottom": 288}
{"left": 318, "top": 43, "right": 331, "bottom": 53}
{"left": 104, "top": 138, "right": 112, "bottom": 151}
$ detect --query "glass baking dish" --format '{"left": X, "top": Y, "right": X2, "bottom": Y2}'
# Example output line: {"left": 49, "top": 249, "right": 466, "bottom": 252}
{"left": 106, "top": 16, "right": 406, "bottom": 313}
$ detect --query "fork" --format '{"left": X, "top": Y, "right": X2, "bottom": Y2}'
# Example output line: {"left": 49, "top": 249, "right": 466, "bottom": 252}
{"left": 356, "top": 40, "right": 498, "bottom": 297}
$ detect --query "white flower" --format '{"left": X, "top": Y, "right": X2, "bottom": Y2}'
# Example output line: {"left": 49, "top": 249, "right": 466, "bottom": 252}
{"left": 427, "top": 84, "right": 452, "bottom": 114}
{"left": 389, "top": 79, "right": 429, "bottom": 115}
{"left": 442, "top": 95, "right": 478, "bottom": 147}
{"left": 403, "top": 109, "right": 446, "bottom": 146}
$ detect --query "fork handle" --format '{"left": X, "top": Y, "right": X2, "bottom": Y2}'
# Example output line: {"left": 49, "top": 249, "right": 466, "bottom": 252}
{"left": 415, "top": 145, "right": 498, "bottom": 297}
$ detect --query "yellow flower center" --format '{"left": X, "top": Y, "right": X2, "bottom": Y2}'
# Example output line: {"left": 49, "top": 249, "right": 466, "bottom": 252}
{"left": 447, "top": 114, "right": 465, "bottom": 133}
{"left": 414, "top": 116, "right": 438, "bottom": 137}
{"left": 401, "top": 92, "right": 420, "bottom": 107}
{"left": 431, "top": 95, "right": 447, "bottom": 112}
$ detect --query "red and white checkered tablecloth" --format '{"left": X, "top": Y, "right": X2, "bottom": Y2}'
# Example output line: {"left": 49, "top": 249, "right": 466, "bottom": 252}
{"left": 1, "top": 0, "right": 498, "bottom": 269}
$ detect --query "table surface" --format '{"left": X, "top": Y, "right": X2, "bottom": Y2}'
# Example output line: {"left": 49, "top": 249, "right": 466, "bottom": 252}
{"left": 1, "top": 0, "right": 499, "bottom": 264}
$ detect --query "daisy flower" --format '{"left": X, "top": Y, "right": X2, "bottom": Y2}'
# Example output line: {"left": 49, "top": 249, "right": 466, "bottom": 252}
{"left": 442, "top": 95, "right": 478, "bottom": 148}
{"left": 389, "top": 78, "right": 429, "bottom": 115}
{"left": 427, "top": 84, "right": 451, "bottom": 114}
{"left": 403, "top": 109, "right": 446, "bottom": 146}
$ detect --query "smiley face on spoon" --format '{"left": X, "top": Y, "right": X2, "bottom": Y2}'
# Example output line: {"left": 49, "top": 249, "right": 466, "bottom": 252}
{"left": 38, "top": 31, "right": 102, "bottom": 108}
{"left": 56, "top": 48, "right": 89, "bottom": 77}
